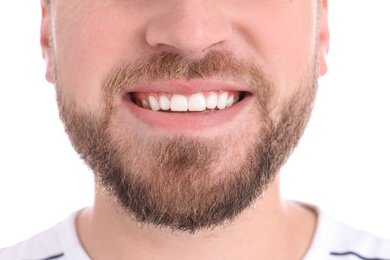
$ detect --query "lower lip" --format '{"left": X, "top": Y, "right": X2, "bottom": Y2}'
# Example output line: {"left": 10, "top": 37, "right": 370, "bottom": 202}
{"left": 121, "top": 94, "right": 253, "bottom": 131}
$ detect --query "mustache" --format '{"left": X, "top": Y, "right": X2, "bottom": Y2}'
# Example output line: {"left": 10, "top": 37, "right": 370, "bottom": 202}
{"left": 104, "top": 50, "right": 274, "bottom": 98}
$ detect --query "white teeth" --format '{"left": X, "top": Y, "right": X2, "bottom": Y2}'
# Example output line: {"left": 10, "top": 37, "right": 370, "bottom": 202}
{"left": 142, "top": 100, "right": 150, "bottom": 109}
{"left": 170, "top": 94, "right": 188, "bottom": 111}
{"left": 226, "top": 95, "right": 234, "bottom": 108}
{"left": 149, "top": 96, "right": 160, "bottom": 111}
{"left": 188, "top": 93, "right": 206, "bottom": 111}
{"left": 139, "top": 91, "right": 241, "bottom": 112}
{"left": 159, "top": 95, "right": 170, "bottom": 110}
{"left": 217, "top": 92, "right": 228, "bottom": 110}
{"left": 206, "top": 93, "right": 217, "bottom": 109}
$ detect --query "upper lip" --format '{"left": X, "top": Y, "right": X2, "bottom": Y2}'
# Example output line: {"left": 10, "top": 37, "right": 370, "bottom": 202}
{"left": 119, "top": 79, "right": 253, "bottom": 96}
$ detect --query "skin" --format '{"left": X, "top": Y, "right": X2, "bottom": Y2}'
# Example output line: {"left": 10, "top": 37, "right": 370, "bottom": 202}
{"left": 40, "top": 0, "right": 329, "bottom": 259}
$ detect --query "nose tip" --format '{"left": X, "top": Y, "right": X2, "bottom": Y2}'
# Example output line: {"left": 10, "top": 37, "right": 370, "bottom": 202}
{"left": 145, "top": 2, "right": 233, "bottom": 56}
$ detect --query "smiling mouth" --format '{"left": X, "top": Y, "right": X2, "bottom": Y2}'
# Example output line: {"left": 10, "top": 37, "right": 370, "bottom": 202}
{"left": 127, "top": 91, "right": 247, "bottom": 112}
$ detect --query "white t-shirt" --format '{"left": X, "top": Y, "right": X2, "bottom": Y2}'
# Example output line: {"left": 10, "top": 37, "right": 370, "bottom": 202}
{"left": 1, "top": 208, "right": 390, "bottom": 260}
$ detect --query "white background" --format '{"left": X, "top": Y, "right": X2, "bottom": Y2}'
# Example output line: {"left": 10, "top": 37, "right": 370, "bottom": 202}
{"left": 1, "top": 1, "right": 389, "bottom": 248}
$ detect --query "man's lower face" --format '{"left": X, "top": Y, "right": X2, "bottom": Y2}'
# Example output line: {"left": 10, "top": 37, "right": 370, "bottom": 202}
{"left": 57, "top": 50, "right": 317, "bottom": 233}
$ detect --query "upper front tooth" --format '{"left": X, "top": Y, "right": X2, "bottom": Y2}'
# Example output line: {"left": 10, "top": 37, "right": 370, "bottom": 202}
{"left": 149, "top": 96, "right": 160, "bottom": 111}
{"left": 217, "top": 92, "right": 228, "bottom": 109}
{"left": 170, "top": 94, "right": 188, "bottom": 111}
{"left": 206, "top": 93, "right": 217, "bottom": 109}
{"left": 188, "top": 93, "right": 206, "bottom": 111}
{"left": 159, "top": 95, "right": 170, "bottom": 110}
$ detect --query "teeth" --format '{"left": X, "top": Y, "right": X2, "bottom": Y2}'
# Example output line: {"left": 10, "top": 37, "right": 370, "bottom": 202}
{"left": 149, "top": 96, "right": 160, "bottom": 111}
{"left": 142, "top": 100, "right": 150, "bottom": 109}
{"left": 159, "top": 95, "right": 170, "bottom": 111}
{"left": 217, "top": 92, "right": 228, "bottom": 110}
{"left": 135, "top": 91, "right": 242, "bottom": 112}
{"left": 188, "top": 93, "right": 206, "bottom": 111}
{"left": 226, "top": 95, "right": 234, "bottom": 108}
{"left": 170, "top": 94, "right": 188, "bottom": 112}
{"left": 206, "top": 93, "right": 217, "bottom": 109}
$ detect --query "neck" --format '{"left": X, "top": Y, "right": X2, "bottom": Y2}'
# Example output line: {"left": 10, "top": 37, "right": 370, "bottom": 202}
{"left": 77, "top": 176, "right": 317, "bottom": 260}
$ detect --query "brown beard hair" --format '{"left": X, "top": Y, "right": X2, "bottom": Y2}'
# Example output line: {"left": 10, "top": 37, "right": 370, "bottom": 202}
{"left": 56, "top": 50, "right": 317, "bottom": 233}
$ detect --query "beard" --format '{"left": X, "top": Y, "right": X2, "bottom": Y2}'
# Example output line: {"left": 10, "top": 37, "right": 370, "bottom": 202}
{"left": 56, "top": 50, "right": 317, "bottom": 233}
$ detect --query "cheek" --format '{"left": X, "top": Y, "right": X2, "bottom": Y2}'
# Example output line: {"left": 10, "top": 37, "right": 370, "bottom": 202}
{"left": 265, "top": 25, "right": 316, "bottom": 96}
{"left": 52, "top": 4, "right": 145, "bottom": 109}
{"left": 236, "top": 2, "right": 318, "bottom": 95}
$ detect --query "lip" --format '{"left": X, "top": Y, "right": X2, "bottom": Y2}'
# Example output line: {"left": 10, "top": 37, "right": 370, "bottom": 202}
{"left": 122, "top": 94, "right": 252, "bottom": 131}
{"left": 119, "top": 79, "right": 254, "bottom": 131}
{"left": 118, "top": 79, "right": 253, "bottom": 96}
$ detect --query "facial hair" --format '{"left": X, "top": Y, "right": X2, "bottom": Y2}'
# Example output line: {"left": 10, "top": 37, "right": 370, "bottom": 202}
{"left": 56, "top": 50, "right": 317, "bottom": 233}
